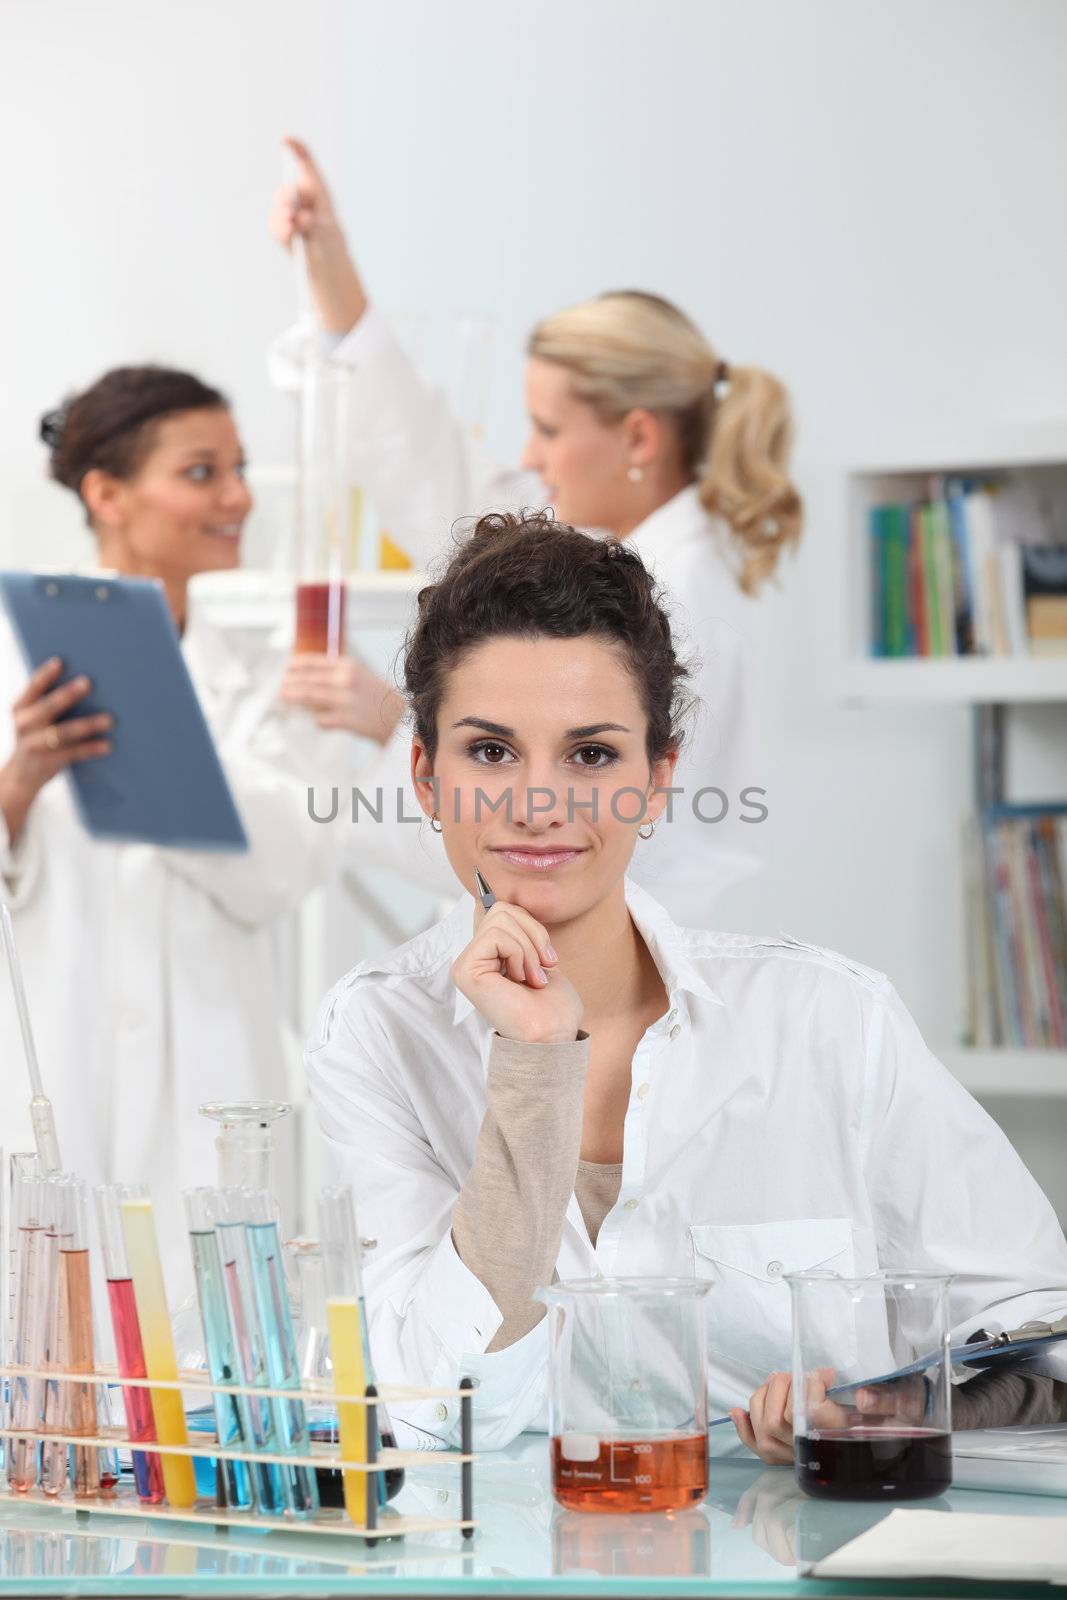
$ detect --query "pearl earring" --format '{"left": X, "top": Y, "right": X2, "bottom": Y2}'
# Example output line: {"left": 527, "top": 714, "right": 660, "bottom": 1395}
{"left": 627, "top": 466, "right": 644, "bottom": 483}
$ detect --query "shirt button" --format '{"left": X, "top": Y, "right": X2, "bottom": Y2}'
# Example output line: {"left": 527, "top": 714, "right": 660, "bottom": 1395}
{"left": 635, "top": 1083, "right": 650, "bottom": 1101}
{"left": 435, "top": 1402, "right": 449, "bottom": 1421}
{"left": 669, "top": 1024, "right": 682, "bottom": 1041}
{"left": 766, "top": 1260, "right": 784, "bottom": 1279}
{"left": 667, "top": 1009, "right": 679, "bottom": 1025}
{"left": 623, "top": 1197, "right": 640, "bottom": 1211}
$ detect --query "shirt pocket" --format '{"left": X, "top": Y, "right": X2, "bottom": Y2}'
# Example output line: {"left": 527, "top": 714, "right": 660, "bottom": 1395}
{"left": 689, "top": 1218, "right": 856, "bottom": 1383}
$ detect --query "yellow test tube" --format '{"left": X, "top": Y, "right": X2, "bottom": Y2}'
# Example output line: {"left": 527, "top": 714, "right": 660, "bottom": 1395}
{"left": 120, "top": 1190, "right": 197, "bottom": 1508}
{"left": 319, "top": 1185, "right": 369, "bottom": 1526}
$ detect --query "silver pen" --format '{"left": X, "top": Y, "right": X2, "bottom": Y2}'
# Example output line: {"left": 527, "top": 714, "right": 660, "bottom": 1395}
{"left": 473, "top": 869, "right": 496, "bottom": 911}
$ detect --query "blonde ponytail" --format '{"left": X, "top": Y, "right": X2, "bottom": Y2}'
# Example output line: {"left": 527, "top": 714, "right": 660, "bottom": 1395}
{"left": 701, "top": 363, "right": 801, "bottom": 595}
{"left": 528, "top": 291, "right": 802, "bottom": 595}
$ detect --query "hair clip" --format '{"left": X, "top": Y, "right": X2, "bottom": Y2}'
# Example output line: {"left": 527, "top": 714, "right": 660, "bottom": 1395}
{"left": 39, "top": 406, "right": 69, "bottom": 450}
{"left": 606, "top": 540, "right": 623, "bottom": 558}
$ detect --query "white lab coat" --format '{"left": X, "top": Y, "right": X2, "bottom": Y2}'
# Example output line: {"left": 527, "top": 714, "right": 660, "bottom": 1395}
{"left": 271, "top": 310, "right": 772, "bottom": 923}
{"left": 0, "top": 584, "right": 340, "bottom": 1274}
{"left": 307, "top": 879, "right": 1067, "bottom": 1451}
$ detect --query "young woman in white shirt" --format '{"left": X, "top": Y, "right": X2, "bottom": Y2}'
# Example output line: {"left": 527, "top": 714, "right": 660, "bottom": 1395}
{"left": 306, "top": 510, "right": 1067, "bottom": 1462}
{"left": 0, "top": 366, "right": 341, "bottom": 1268}
{"left": 271, "top": 138, "right": 803, "bottom": 923}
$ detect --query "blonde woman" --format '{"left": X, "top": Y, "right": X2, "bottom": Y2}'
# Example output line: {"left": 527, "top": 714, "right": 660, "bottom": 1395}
{"left": 270, "top": 139, "right": 801, "bottom": 926}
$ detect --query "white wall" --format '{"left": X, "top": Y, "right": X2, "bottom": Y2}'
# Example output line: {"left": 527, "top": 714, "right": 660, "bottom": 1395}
{"left": 0, "top": 0, "right": 347, "bottom": 565}
{"left": 1, "top": 1, "right": 1064, "bottom": 1199}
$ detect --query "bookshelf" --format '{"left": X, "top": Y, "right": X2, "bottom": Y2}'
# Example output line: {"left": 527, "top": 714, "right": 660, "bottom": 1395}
{"left": 841, "top": 433, "right": 1067, "bottom": 1208}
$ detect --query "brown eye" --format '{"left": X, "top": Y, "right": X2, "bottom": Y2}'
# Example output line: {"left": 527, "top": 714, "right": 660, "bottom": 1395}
{"left": 469, "top": 740, "right": 513, "bottom": 765}
{"left": 574, "top": 745, "right": 617, "bottom": 768}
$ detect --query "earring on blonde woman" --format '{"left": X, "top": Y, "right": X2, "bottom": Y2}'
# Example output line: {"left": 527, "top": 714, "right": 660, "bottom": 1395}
{"left": 627, "top": 465, "right": 644, "bottom": 483}
{"left": 430, "top": 814, "right": 443, "bottom": 833}
{"left": 638, "top": 819, "right": 656, "bottom": 840}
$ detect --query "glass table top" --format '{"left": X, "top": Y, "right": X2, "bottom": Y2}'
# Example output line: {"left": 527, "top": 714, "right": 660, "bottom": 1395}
{"left": 1, "top": 1435, "right": 1063, "bottom": 1596}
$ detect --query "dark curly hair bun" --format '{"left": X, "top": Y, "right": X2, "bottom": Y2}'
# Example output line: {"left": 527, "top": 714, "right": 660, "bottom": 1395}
{"left": 403, "top": 509, "right": 692, "bottom": 762}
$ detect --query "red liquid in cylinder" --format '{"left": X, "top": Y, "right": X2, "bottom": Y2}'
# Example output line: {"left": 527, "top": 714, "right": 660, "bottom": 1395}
{"left": 796, "top": 1428, "right": 952, "bottom": 1501}
{"left": 295, "top": 581, "right": 346, "bottom": 655}
{"left": 551, "top": 1434, "right": 707, "bottom": 1513}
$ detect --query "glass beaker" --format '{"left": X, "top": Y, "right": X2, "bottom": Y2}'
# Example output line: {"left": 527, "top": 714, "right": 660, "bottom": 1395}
{"left": 537, "top": 1278, "right": 711, "bottom": 1514}
{"left": 786, "top": 1270, "right": 954, "bottom": 1501}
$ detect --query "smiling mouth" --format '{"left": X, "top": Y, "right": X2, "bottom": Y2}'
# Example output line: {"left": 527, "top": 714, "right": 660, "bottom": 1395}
{"left": 491, "top": 846, "right": 587, "bottom": 871}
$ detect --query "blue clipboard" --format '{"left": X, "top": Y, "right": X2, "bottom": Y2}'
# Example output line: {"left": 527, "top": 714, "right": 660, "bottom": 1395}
{"left": 0, "top": 571, "right": 248, "bottom": 851}
{"left": 708, "top": 1322, "right": 1067, "bottom": 1428}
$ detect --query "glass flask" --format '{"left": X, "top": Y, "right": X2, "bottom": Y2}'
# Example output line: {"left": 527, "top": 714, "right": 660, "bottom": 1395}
{"left": 537, "top": 1278, "right": 711, "bottom": 1514}
{"left": 198, "top": 1101, "right": 292, "bottom": 1193}
{"left": 785, "top": 1270, "right": 954, "bottom": 1501}
{"left": 287, "top": 1236, "right": 404, "bottom": 1508}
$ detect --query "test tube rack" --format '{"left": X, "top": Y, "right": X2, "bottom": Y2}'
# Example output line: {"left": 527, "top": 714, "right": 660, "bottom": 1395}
{"left": 0, "top": 1365, "right": 475, "bottom": 1544}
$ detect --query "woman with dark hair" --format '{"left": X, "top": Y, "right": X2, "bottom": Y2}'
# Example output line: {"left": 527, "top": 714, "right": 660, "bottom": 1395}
{"left": 307, "top": 511, "right": 1067, "bottom": 1461}
{"left": 0, "top": 367, "right": 336, "bottom": 1261}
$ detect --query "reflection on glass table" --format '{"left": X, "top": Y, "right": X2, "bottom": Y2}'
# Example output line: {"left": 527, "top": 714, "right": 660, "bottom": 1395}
{"left": 3, "top": 1433, "right": 1067, "bottom": 1593}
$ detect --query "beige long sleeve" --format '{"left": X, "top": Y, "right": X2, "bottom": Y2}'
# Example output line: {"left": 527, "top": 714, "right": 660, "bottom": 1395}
{"left": 452, "top": 1031, "right": 590, "bottom": 1352}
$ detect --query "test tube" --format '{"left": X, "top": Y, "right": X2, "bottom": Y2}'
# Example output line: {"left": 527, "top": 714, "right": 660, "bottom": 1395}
{"left": 57, "top": 1180, "right": 100, "bottom": 1496}
{"left": 243, "top": 1189, "right": 318, "bottom": 1516}
{"left": 94, "top": 1186, "right": 164, "bottom": 1504}
{"left": 6, "top": 1167, "right": 47, "bottom": 1491}
{"left": 213, "top": 1189, "right": 288, "bottom": 1515}
{"left": 119, "top": 1187, "right": 197, "bottom": 1508}
{"left": 317, "top": 1185, "right": 368, "bottom": 1526}
{"left": 183, "top": 1189, "right": 254, "bottom": 1512}
{"left": 39, "top": 1174, "right": 71, "bottom": 1496}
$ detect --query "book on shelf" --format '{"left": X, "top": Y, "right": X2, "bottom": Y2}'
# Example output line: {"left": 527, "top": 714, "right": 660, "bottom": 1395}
{"left": 867, "top": 481, "right": 1067, "bottom": 659}
{"left": 963, "top": 812, "right": 1067, "bottom": 1050}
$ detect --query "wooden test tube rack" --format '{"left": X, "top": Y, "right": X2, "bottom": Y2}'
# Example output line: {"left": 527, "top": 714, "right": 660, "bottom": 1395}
{"left": 0, "top": 1365, "right": 475, "bottom": 1543}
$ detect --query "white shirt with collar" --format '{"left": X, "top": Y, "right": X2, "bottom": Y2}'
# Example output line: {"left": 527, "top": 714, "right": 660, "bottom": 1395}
{"left": 271, "top": 310, "right": 769, "bottom": 920}
{"left": 305, "top": 877, "right": 1067, "bottom": 1452}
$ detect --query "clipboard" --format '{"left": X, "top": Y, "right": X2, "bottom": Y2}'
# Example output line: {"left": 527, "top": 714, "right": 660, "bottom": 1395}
{"left": 826, "top": 1315, "right": 1067, "bottom": 1399}
{"left": 708, "top": 1315, "right": 1067, "bottom": 1428}
{"left": 0, "top": 571, "right": 248, "bottom": 851}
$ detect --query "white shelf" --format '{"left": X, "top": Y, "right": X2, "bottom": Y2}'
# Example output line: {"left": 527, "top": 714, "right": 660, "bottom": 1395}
{"left": 841, "top": 657, "right": 1067, "bottom": 705}
{"left": 941, "top": 1048, "right": 1067, "bottom": 1098}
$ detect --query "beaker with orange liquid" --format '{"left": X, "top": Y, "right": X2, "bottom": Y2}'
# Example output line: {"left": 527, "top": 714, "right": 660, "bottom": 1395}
{"left": 538, "top": 1278, "right": 711, "bottom": 1514}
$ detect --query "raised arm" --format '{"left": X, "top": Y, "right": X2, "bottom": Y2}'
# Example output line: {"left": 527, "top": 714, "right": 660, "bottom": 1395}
{"left": 269, "top": 138, "right": 540, "bottom": 567}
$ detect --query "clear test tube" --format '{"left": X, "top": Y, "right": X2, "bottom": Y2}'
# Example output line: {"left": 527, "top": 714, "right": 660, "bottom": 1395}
{"left": 213, "top": 1189, "right": 288, "bottom": 1515}
{"left": 317, "top": 1185, "right": 368, "bottom": 1526}
{"left": 56, "top": 1180, "right": 100, "bottom": 1496}
{"left": 94, "top": 1186, "right": 164, "bottom": 1504}
{"left": 243, "top": 1189, "right": 318, "bottom": 1516}
{"left": 6, "top": 1166, "right": 47, "bottom": 1491}
{"left": 183, "top": 1188, "right": 254, "bottom": 1512}
{"left": 39, "top": 1174, "right": 72, "bottom": 1496}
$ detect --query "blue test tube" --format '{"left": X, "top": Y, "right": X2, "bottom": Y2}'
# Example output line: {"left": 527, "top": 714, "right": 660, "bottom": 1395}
{"left": 184, "top": 1190, "right": 254, "bottom": 1512}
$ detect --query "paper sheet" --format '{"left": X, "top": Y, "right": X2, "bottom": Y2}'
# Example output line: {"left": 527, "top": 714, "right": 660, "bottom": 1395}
{"left": 811, "top": 1509, "right": 1067, "bottom": 1583}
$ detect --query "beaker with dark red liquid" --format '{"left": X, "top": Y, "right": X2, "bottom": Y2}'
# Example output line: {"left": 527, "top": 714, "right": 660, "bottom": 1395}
{"left": 538, "top": 1278, "right": 711, "bottom": 1514}
{"left": 786, "top": 1270, "right": 954, "bottom": 1502}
